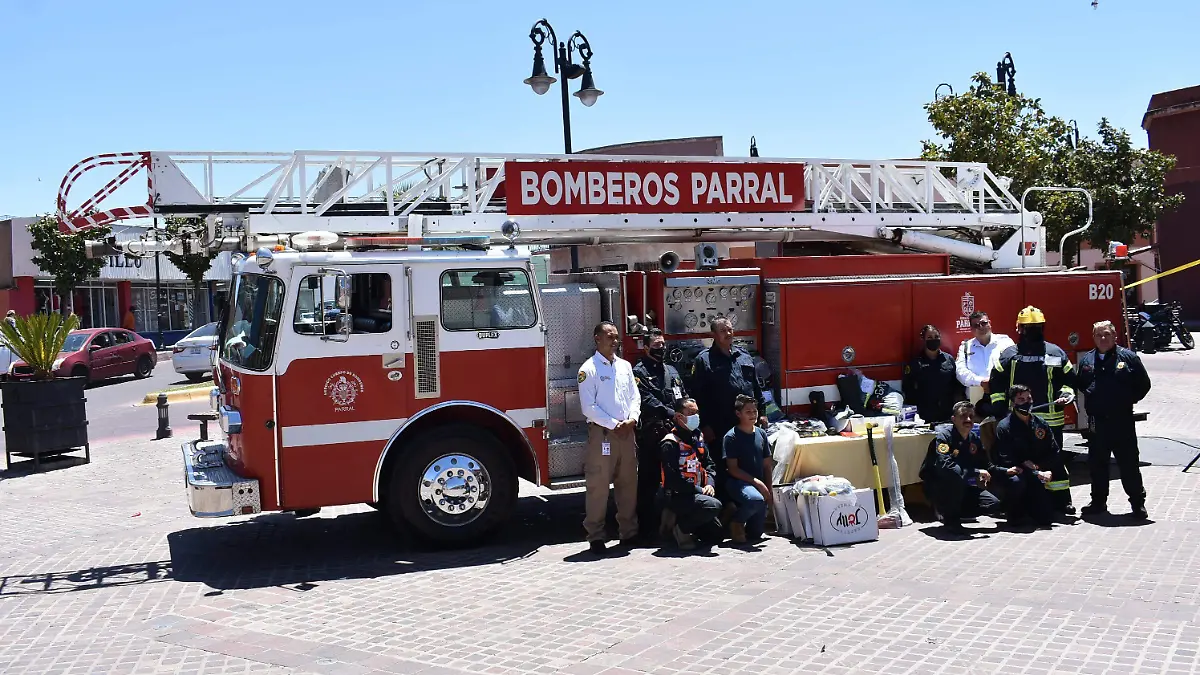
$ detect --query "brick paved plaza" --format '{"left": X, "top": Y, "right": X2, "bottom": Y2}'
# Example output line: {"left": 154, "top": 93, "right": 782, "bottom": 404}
{"left": 2, "top": 350, "right": 1198, "bottom": 675}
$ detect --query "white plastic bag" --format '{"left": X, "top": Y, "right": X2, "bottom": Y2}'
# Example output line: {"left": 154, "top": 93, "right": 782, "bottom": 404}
{"left": 769, "top": 427, "right": 801, "bottom": 485}
{"left": 796, "top": 474, "right": 854, "bottom": 496}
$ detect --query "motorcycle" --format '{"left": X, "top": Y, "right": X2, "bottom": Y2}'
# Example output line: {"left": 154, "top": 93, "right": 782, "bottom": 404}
{"left": 1126, "top": 300, "right": 1195, "bottom": 353}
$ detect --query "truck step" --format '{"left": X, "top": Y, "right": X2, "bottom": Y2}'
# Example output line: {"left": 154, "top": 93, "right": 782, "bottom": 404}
{"left": 549, "top": 475, "right": 586, "bottom": 490}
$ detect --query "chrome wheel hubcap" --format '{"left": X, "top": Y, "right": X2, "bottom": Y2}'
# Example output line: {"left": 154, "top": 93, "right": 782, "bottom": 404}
{"left": 418, "top": 453, "right": 491, "bottom": 526}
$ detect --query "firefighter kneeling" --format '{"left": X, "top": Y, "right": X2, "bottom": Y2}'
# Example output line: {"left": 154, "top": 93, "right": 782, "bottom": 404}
{"left": 659, "top": 398, "right": 723, "bottom": 550}
{"left": 993, "top": 384, "right": 1068, "bottom": 527}
{"left": 920, "top": 401, "right": 1004, "bottom": 534}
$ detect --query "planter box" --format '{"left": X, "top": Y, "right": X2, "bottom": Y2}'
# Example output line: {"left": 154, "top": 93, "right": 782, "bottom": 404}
{"left": 1, "top": 377, "right": 89, "bottom": 471}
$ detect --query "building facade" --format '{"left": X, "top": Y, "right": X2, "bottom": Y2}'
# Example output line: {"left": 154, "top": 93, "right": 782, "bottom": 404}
{"left": 0, "top": 218, "right": 233, "bottom": 346}
{"left": 1143, "top": 85, "right": 1200, "bottom": 321}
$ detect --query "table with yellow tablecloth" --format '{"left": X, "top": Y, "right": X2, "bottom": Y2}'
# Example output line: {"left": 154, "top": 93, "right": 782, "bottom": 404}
{"left": 781, "top": 431, "right": 936, "bottom": 489}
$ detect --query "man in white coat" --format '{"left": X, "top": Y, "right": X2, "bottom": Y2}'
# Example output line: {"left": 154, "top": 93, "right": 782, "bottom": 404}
{"left": 956, "top": 311, "right": 1014, "bottom": 414}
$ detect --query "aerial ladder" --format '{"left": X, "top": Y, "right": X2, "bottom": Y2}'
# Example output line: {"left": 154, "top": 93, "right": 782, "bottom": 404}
{"left": 58, "top": 150, "right": 1051, "bottom": 268}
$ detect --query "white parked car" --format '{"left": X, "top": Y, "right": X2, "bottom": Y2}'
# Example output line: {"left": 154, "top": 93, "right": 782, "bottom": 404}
{"left": 171, "top": 322, "right": 219, "bottom": 381}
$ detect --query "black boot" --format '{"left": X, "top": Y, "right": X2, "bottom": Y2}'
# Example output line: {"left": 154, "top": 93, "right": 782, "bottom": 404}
{"left": 1080, "top": 501, "right": 1108, "bottom": 516}
{"left": 1128, "top": 503, "right": 1149, "bottom": 519}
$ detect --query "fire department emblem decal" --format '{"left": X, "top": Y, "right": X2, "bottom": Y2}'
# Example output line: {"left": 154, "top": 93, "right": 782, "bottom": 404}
{"left": 956, "top": 292, "right": 976, "bottom": 332}
{"left": 323, "top": 371, "right": 364, "bottom": 411}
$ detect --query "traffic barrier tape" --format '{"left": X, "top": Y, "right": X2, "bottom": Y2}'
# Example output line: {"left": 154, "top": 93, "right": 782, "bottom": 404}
{"left": 1124, "top": 257, "right": 1200, "bottom": 290}
{"left": 140, "top": 386, "right": 211, "bottom": 405}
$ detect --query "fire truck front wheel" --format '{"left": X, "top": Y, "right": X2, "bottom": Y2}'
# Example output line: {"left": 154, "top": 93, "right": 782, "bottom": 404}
{"left": 388, "top": 427, "right": 516, "bottom": 545}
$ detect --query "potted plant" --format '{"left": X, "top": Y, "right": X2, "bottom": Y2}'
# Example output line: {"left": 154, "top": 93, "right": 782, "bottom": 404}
{"left": 0, "top": 312, "right": 89, "bottom": 471}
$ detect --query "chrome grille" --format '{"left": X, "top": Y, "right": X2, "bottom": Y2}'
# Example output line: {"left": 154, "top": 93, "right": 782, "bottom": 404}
{"left": 414, "top": 316, "right": 439, "bottom": 398}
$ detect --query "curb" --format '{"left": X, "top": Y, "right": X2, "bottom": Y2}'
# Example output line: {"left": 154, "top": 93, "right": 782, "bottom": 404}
{"left": 141, "top": 386, "right": 212, "bottom": 405}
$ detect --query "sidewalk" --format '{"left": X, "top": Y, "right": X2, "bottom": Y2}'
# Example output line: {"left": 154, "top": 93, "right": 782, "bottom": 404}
{"left": 0, "top": 359, "right": 1197, "bottom": 674}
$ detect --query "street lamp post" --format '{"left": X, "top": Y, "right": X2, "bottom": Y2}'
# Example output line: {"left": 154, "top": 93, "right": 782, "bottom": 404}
{"left": 934, "top": 83, "right": 955, "bottom": 100}
{"left": 523, "top": 18, "right": 603, "bottom": 271}
{"left": 1067, "top": 119, "right": 1081, "bottom": 149}
{"left": 523, "top": 18, "right": 603, "bottom": 155}
{"left": 996, "top": 52, "right": 1017, "bottom": 96}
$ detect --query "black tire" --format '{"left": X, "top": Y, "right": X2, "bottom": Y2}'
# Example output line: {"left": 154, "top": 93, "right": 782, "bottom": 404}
{"left": 185, "top": 372, "right": 209, "bottom": 382}
{"left": 386, "top": 426, "right": 517, "bottom": 546}
{"left": 134, "top": 355, "right": 154, "bottom": 379}
{"left": 71, "top": 365, "right": 89, "bottom": 382}
{"left": 1177, "top": 326, "right": 1195, "bottom": 350}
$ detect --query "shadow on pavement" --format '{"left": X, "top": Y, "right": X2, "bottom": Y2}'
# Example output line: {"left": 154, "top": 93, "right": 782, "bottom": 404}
{"left": 0, "top": 491, "right": 594, "bottom": 596}
{"left": 166, "top": 491, "right": 597, "bottom": 590}
{"left": 1080, "top": 512, "right": 1156, "bottom": 528}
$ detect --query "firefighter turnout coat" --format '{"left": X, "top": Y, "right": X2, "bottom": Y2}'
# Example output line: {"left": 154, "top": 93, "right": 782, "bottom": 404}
{"left": 988, "top": 342, "right": 1077, "bottom": 428}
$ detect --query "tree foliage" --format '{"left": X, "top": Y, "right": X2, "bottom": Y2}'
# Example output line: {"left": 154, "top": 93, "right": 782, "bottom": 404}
{"left": 1040, "top": 119, "right": 1183, "bottom": 256}
{"left": 921, "top": 73, "right": 1182, "bottom": 258}
{"left": 28, "top": 215, "right": 110, "bottom": 312}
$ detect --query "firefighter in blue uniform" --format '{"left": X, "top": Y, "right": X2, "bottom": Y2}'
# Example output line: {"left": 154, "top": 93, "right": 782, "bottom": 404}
{"left": 633, "top": 328, "right": 688, "bottom": 539}
{"left": 993, "top": 384, "right": 1065, "bottom": 526}
{"left": 903, "top": 324, "right": 963, "bottom": 425}
{"left": 690, "top": 317, "right": 767, "bottom": 469}
{"left": 919, "top": 400, "right": 1007, "bottom": 534}
{"left": 988, "top": 306, "right": 1077, "bottom": 514}
{"left": 1075, "top": 320, "right": 1152, "bottom": 519}
{"left": 659, "top": 397, "right": 722, "bottom": 550}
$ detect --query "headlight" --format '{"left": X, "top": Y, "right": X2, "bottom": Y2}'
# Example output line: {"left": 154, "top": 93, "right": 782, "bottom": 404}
{"left": 52, "top": 358, "right": 65, "bottom": 370}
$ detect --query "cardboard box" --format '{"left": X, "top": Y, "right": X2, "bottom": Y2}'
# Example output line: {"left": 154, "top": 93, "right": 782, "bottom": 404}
{"left": 804, "top": 488, "right": 879, "bottom": 546}
{"left": 771, "top": 486, "right": 793, "bottom": 537}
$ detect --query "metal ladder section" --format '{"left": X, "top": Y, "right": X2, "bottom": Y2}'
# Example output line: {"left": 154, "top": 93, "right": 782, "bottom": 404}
{"left": 56, "top": 151, "right": 1029, "bottom": 237}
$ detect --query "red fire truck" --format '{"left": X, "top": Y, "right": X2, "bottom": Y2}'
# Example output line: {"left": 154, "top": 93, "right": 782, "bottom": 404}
{"left": 58, "top": 151, "right": 1125, "bottom": 544}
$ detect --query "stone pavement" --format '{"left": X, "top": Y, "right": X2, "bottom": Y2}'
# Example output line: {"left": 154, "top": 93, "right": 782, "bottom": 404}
{"left": 1, "top": 354, "right": 1199, "bottom": 675}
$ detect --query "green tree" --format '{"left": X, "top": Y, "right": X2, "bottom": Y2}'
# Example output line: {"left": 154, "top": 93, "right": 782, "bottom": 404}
{"left": 28, "top": 215, "right": 110, "bottom": 315}
{"left": 161, "top": 217, "right": 219, "bottom": 329}
{"left": 921, "top": 73, "right": 1182, "bottom": 260}
{"left": 1039, "top": 119, "right": 1183, "bottom": 262}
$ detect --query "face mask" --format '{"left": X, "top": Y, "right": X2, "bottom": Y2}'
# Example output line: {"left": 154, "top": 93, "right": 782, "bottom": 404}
{"left": 1014, "top": 402, "right": 1033, "bottom": 416}
{"left": 684, "top": 414, "right": 701, "bottom": 431}
{"left": 925, "top": 338, "right": 941, "bottom": 351}
{"left": 649, "top": 346, "right": 666, "bottom": 360}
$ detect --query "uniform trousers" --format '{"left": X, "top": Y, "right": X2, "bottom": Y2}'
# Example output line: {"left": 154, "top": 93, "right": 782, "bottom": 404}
{"left": 635, "top": 421, "right": 670, "bottom": 536}
{"left": 1000, "top": 472, "right": 1055, "bottom": 525}
{"left": 924, "top": 470, "right": 1001, "bottom": 522}
{"left": 1088, "top": 414, "right": 1146, "bottom": 507}
{"left": 583, "top": 423, "right": 639, "bottom": 542}
{"left": 667, "top": 491, "right": 722, "bottom": 535}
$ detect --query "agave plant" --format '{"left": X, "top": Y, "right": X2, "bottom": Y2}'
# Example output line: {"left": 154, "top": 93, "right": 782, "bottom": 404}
{"left": 0, "top": 312, "right": 80, "bottom": 380}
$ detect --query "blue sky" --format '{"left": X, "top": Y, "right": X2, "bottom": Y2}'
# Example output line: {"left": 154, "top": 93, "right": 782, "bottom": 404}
{"left": 1, "top": 0, "right": 1197, "bottom": 218}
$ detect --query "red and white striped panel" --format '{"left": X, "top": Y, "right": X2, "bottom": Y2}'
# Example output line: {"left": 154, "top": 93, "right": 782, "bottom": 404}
{"left": 56, "top": 152, "right": 152, "bottom": 233}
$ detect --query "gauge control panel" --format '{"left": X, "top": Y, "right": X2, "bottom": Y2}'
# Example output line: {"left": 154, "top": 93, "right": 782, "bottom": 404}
{"left": 663, "top": 274, "right": 759, "bottom": 335}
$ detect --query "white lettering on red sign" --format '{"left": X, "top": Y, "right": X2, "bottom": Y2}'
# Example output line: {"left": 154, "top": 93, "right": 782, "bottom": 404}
{"left": 505, "top": 161, "right": 805, "bottom": 215}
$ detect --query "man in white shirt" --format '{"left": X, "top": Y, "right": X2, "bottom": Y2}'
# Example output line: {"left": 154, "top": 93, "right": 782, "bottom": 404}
{"left": 956, "top": 311, "right": 1014, "bottom": 411}
{"left": 578, "top": 321, "right": 641, "bottom": 554}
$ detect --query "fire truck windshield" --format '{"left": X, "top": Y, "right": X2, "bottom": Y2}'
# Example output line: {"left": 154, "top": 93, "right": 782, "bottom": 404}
{"left": 220, "top": 273, "right": 286, "bottom": 371}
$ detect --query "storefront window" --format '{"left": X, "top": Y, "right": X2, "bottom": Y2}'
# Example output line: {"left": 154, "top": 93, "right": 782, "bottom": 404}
{"left": 131, "top": 284, "right": 210, "bottom": 333}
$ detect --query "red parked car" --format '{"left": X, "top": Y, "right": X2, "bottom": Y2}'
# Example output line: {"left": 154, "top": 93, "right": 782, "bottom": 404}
{"left": 9, "top": 328, "right": 157, "bottom": 383}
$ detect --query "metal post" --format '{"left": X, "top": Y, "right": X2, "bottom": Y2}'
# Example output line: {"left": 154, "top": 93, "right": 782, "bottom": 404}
{"left": 555, "top": 40, "right": 582, "bottom": 272}
{"left": 1020, "top": 186, "right": 1094, "bottom": 269}
{"left": 153, "top": 218, "right": 164, "bottom": 349}
{"left": 154, "top": 251, "right": 163, "bottom": 349}
{"left": 156, "top": 393, "right": 172, "bottom": 439}
{"left": 557, "top": 41, "right": 573, "bottom": 154}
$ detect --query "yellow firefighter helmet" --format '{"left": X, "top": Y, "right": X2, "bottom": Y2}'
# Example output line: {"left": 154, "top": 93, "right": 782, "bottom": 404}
{"left": 1017, "top": 306, "right": 1046, "bottom": 325}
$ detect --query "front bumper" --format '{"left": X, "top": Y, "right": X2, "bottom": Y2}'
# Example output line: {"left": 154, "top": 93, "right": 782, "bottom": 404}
{"left": 182, "top": 440, "right": 262, "bottom": 517}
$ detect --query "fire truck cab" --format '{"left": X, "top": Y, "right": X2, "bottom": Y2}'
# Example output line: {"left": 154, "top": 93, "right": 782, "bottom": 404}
{"left": 199, "top": 243, "right": 548, "bottom": 543}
